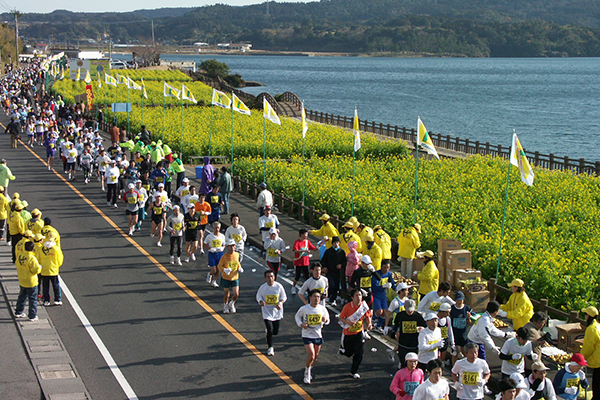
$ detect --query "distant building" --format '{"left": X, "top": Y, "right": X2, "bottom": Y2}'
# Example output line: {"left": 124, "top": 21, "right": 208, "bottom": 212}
{"left": 217, "top": 43, "right": 252, "bottom": 52}
{"left": 194, "top": 42, "right": 209, "bottom": 46}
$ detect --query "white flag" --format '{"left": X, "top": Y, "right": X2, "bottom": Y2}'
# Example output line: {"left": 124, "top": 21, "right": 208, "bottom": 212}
{"left": 353, "top": 107, "right": 361, "bottom": 152}
{"left": 263, "top": 98, "right": 281, "bottom": 125}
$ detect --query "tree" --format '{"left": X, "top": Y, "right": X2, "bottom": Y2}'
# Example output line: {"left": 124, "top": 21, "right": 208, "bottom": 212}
{"left": 200, "top": 59, "right": 230, "bottom": 79}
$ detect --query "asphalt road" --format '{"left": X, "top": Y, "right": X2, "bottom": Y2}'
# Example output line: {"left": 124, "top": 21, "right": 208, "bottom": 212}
{"left": 1, "top": 114, "right": 399, "bottom": 400}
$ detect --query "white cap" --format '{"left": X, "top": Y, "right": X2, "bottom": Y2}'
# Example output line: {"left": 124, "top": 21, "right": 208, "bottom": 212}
{"left": 269, "top": 228, "right": 278, "bottom": 234}
{"left": 127, "top": 183, "right": 135, "bottom": 189}
{"left": 424, "top": 313, "right": 439, "bottom": 321}
{"left": 405, "top": 352, "right": 419, "bottom": 361}
{"left": 397, "top": 282, "right": 410, "bottom": 291}
{"left": 172, "top": 205, "right": 180, "bottom": 210}
{"left": 226, "top": 239, "right": 236, "bottom": 246}
{"left": 439, "top": 303, "right": 452, "bottom": 312}
{"left": 158, "top": 183, "right": 165, "bottom": 187}
{"left": 510, "top": 373, "right": 527, "bottom": 389}
{"left": 187, "top": 204, "right": 195, "bottom": 209}
{"left": 361, "top": 255, "right": 372, "bottom": 264}
{"left": 182, "top": 178, "right": 189, "bottom": 183}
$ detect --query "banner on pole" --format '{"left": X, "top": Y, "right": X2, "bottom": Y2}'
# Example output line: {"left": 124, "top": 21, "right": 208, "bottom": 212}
{"left": 85, "top": 84, "right": 94, "bottom": 110}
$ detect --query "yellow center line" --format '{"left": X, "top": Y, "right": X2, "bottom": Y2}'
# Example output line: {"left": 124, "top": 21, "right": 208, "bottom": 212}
{"left": 12, "top": 134, "right": 312, "bottom": 400}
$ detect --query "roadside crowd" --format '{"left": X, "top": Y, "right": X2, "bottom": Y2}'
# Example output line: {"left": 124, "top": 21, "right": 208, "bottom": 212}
{"left": 2, "top": 60, "right": 599, "bottom": 400}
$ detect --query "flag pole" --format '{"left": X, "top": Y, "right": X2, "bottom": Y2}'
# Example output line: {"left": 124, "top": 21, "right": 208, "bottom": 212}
{"left": 496, "top": 138, "right": 513, "bottom": 280}
{"left": 302, "top": 103, "right": 306, "bottom": 205}
{"left": 413, "top": 124, "right": 420, "bottom": 224}
{"left": 162, "top": 88, "right": 165, "bottom": 142}
{"left": 180, "top": 94, "right": 184, "bottom": 158}
{"left": 115, "top": 81, "right": 118, "bottom": 126}
{"left": 209, "top": 105, "right": 214, "bottom": 157}
{"left": 141, "top": 77, "right": 145, "bottom": 126}
{"left": 127, "top": 84, "right": 130, "bottom": 138}
{"left": 230, "top": 103, "right": 235, "bottom": 176}
{"left": 262, "top": 116, "right": 267, "bottom": 184}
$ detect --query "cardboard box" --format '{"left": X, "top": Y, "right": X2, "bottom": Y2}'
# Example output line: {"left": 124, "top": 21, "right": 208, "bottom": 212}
{"left": 460, "top": 279, "right": 488, "bottom": 293}
{"left": 465, "top": 290, "right": 490, "bottom": 312}
{"left": 449, "top": 269, "right": 482, "bottom": 288}
{"left": 447, "top": 250, "right": 472, "bottom": 270}
{"left": 556, "top": 323, "right": 586, "bottom": 351}
{"left": 412, "top": 257, "right": 426, "bottom": 274}
{"left": 438, "top": 239, "right": 461, "bottom": 282}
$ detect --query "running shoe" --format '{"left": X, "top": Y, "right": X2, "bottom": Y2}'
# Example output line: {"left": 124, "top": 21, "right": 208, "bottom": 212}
{"left": 206, "top": 272, "right": 212, "bottom": 283}
{"left": 199, "top": 249, "right": 205, "bottom": 254}
{"left": 170, "top": 256, "right": 175, "bottom": 264}
{"left": 351, "top": 373, "right": 360, "bottom": 379}
{"left": 54, "top": 301, "right": 62, "bottom": 306}
{"left": 223, "top": 303, "right": 229, "bottom": 314}
{"left": 157, "top": 241, "right": 162, "bottom": 247}
{"left": 330, "top": 301, "right": 337, "bottom": 307}
{"left": 267, "top": 347, "right": 274, "bottom": 356}
{"left": 102, "top": 187, "right": 105, "bottom": 192}
{"left": 185, "top": 257, "right": 190, "bottom": 263}
{"left": 29, "top": 316, "right": 39, "bottom": 321}
{"left": 229, "top": 302, "right": 236, "bottom": 313}
{"left": 14, "top": 312, "right": 26, "bottom": 318}
{"left": 176, "top": 257, "right": 182, "bottom": 266}
{"left": 43, "top": 301, "right": 50, "bottom": 306}
{"left": 107, "top": 202, "right": 111, "bottom": 206}
{"left": 190, "top": 254, "right": 196, "bottom": 261}
{"left": 363, "top": 331, "right": 371, "bottom": 340}
{"left": 291, "top": 286, "right": 297, "bottom": 295}
{"left": 303, "top": 371, "right": 311, "bottom": 384}
{"left": 211, "top": 281, "right": 219, "bottom": 288}
{"left": 113, "top": 204, "right": 118, "bottom": 208}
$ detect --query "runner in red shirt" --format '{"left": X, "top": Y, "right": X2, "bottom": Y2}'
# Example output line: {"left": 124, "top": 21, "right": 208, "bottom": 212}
{"left": 292, "top": 228, "right": 317, "bottom": 295}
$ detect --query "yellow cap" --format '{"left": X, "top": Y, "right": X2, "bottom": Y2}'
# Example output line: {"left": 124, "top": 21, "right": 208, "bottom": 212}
{"left": 13, "top": 200, "right": 23, "bottom": 210}
{"left": 373, "top": 225, "right": 382, "bottom": 231}
{"left": 0, "top": 185, "right": 4, "bottom": 191}
{"left": 423, "top": 250, "right": 435, "bottom": 258}
{"left": 343, "top": 221, "right": 354, "bottom": 228}
{"left": 46, "top": 231, "right": 58, "bottom": 241}
{"left": 413, "top": 223, "right": 422, "bottom": 233}
{"left": 31, "top": 208, "right": 41, "bottom": 217}
{"left": 12, "top": 192, "right": 19, "bottom": 199}
{"left": 319, "top": 213, "right": 330, "bottom": 221}
{"left": 509, "top": 278, "right": 525, "bottom": 288}
{"left": 33, "top": 233, "right": 44, "bottom": 242}
{"left": 349, "top": 216, "right": 359, "bottom": 229}
{"left": 582, "top": 306, "right": 599, "bottom": 317}
{"left": 24, "top": 230, "right": 33, "bottom": 238}
{"left": 364, "top": 234, "right": 374, "bottom": 242}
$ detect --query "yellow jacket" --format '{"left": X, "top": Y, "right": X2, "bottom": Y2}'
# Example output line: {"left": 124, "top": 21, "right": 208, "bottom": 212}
{"left": 16, "top": 251, "right": 42, "bottom": 288}
{"left": 41, "top": 225, "right": 61, "bottom": 247}
{"left": 39, "top": 241, "right": 64, "bottom": 276}
{"left": 311, "top": 222, "right": 339, "bottom": 249}
{"left": 581, "top": 319, "right": 600, "bottom": 368}
{"left": 418, "top": 260, "right": 439, "bottom": 295}
{"left": 500, "top": 291, "right": 534, "bottom": 330}
{"left": 362, "top": 242, "right": 383, "bottom": 271}
{"left": 397, "top": 227, "right": 421, "bottom": 259}
{"left": 8, "top": 210, "right": 25, "bottom": 236}
{"left": 26, "top": 218, "right": 44, "bottom": 235}
{"left": 0, "top": 194, "right": 9, "bottom": 220}
{"left": 358, "top": 226, "right": 374, "bottom": 246}
{"left": 340, "top": 230, "right": 362, "bottom": 254}
{"left": 15, "top": 237, "right": 30, "bottom": 259}
{"left": 374, "top": 229, "right": 392, "bottom": 259}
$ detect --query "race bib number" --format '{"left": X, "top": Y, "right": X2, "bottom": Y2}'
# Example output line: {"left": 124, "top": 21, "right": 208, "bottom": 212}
{"left": 307, "top": 314, "right": 322, "bottom": 326}
{"left": 139, "top": 194, "right": 145, "bottom": 202}
{"left": 566, "top": 378, "right": 579, "bottom": 388}
{"left": 188, "top": 221, "right": 198, "bottom": 229}
{"left": 153, "top": 207, "right": 163, "bottom": 215}
{"left": 211, "top": 196, "right": 219, "bottom": 204}
{"left": 349, "top": 320, "right": 363, "bottom": 332}
{"left": 69, "top": 150, "right": 77, "bottom": 158}
{"left": 427, "top": 339, "right": 440, "bottom": 351}
{"left": 155, "top": 177, "right": 163, "bottom": 183}
{"left": 440, "top": 326, "right": 449, "bottom": 339}
{"left": 49, "top": 143, "right": 55, "bottom": 148}
{"left": 360, "top": 276, "right": 371, "bottom": 288}
{"left": 265, "top": 295, "right": 279, "bottom": 305}
{"left": 161, "top": 195, "right": 168, "bottom": 202}
{"left": 380, "top": 277, "right": 389, "bottom": 286}
{"left": 174, "top": 223, "right": 182, "bottom": 231}
{"left": 265, "top": 221, "right": 274, "bottom": 228}
{"left": 101, "top": 161, "right": 107, "bottom": 167}
{"left": 110, "top": 176, "right": 117, "bottom": 182}
{"left": 402, "top": 321, "right": 417, "bottom": 334}
{"left": 404, "top": 381, "right": 419, "bottom": 396}
{"left": 228, "top": 261, "right": 239, "bottom": 270}
{"left": 190, "top": 198, "right": 197, "bottom": 204}
{"left": 143, "top": 184, "right": 150, "bottom": 191}
{"left": 127, "top": 196, "right": 137, "bottom": 204}
{"left": 212, "top": 239, "right": 222, "bottom": 248}
{"left": 508, "top": 354, "right": 523, "bottom": 365}
{"left": 429, "top": 302, "right": 442, "bottom": 311}
{"left": 267, "top": 248, "right": 278, "bottom": 258}
{"left": 453, "top": 317, "right": 467, "bottom": 329}
{"left": 462, "top": 371, "right": 479, "bottom": 386}
{"left": 181, "top": 190, "right": 189, "bottom": 197}
{"left": 232, "top": 234, "right": 242, "bottom": 242}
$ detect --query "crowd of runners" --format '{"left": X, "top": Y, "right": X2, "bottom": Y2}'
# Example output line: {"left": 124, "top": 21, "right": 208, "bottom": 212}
{"left": 2, "top": 60, "right": 599, "bottom": 400}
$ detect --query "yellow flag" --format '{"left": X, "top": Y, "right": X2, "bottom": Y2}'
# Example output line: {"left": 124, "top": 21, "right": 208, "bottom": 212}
{"left": 163, "top": 82, "right": 181, "bottom": 99}
{"left": 212, "top": 89, "right": 231, "bottom": 109}
{"left": 417, "top": 116, "right": 439, "bottom": 159}
{"left": 84, "top": 70, "right": 91, "bottom": 83}
{"left": 263, "top": 98, "right": 281, "bottom": 125}
{"left": 510, "top": 132, "right": 535, "bottom": 186}
{"left": 75, "top": 68, "right": 81, "bottom": 81}
{"left": 141, "top": 77, "right": 148, "bottom": 99}
{"left": 117, "top": 74, "right": 128, "bottom": 85}
{"left": 105, "top": 73, "right": 117, "bottom": 87}
{"left": 301, "top": 103, "right": 308, "bottom": 138}
{"left": 353, "top": 107, "right": 361, "bottom": 152}
{"left": 182, "top": 84, "right": 197, "bottom": 104}
{"left": 232, "top": 93, "right": 251, "bottom": 116}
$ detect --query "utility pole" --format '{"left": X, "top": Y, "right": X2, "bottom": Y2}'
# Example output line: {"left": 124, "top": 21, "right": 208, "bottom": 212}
{"left": 11, "top": 9, "right": 22, "bottom": 66}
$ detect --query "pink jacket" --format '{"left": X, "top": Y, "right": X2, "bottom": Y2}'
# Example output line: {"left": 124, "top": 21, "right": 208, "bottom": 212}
{"left": 346, "top": 241, "right": 360, "bottom": 277}
{"left": 390, "top": 367, "right": 425, "bottom": 400}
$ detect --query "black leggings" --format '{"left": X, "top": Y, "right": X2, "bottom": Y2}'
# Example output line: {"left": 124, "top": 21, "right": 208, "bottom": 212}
{"left": 294, "top": 265, "right": 309, "bottom": 281}
{"left": 106, "top": 184, "right": 118, "bottom": 204}
{"left": 342, "top": 333, "right": 365, "bottom": 374}
{"left": 264, "top": 319, "right": 280, "bottom": 347}
{"left": 170, "top": 236, "right": 182, "bottom": 257}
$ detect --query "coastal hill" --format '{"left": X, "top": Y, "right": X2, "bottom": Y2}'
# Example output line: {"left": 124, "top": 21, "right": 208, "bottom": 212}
{"left": 8, "top": 0, "right": 600, "bottom": 56}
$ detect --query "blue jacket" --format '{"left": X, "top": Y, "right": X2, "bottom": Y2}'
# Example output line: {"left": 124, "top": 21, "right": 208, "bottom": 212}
{"left": 372, "top": 270, "right": 396, "bottom": 295}
{"left": 553, "top": 362, "right": 589, "bottom": 400}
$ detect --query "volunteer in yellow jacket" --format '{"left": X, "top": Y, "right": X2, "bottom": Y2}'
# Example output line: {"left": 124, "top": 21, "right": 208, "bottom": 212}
{"left": 362, "top": 235, "right": 383, "bottom": 271}
{"left": 218, "top": 239, "right": 243, "bottom": 314}
{"left": 340, "top": 221, "right": 362, "bottom": 254}
{"left": 373, "top": 225, "right": 392, "bottom": 262}
{"left": 580, "top": 305, "right": 600, "bottom": 400}
{"left": 356, "top": 222, "right": 374, "bottom": 247}
{"left": 15, "top": 230, "right": 34, "bottom": 259}
{"left": 9, "top": 200, "right": 25, "bottom": 263}
{"left": 311, "top": 213, "right": 339, "bottom": 249}
{"left": 39, "top": 231, "right": 64, "bottom": 307}
{"left": 26, "top": 209, "right": 44, "bottom": 235}
{"left": 497, "top": 279, "right": 534, "bottom": 330}
{"left": 416, "top": 250, "right": 439, "bottom": 298}
{"left": 41, "top": 217, "right": 61, "bottom": 247}
{"left": 397, "top": 223, "right": 422, "bottom": 278}
{"left": 0, "top": 185, "right": 9, "bottom": 241}
{"left": 14, "top": 241, "right": 42, "bottom": 321}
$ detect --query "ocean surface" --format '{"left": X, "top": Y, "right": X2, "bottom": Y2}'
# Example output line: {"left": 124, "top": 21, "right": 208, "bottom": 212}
{"left": 159, "top": 54, "right": 600, "bottom": 161}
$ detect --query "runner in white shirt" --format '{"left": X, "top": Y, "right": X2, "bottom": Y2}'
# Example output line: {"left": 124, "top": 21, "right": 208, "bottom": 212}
{"left": 417, "top": 282, "right": 455, "bottom": 314}
{"left": 224, "top": 213, "right": 247, "bottom": 262}
{"left": 65, "top": 141, "right": 78, "bottom": 181}
{"left": 174, "top": 178, "right": 191, "bottom": 205}
{"left": 452, "top": 343, "right": 491, "bottom": 400}
{"left": 180, "top": 185, "right": 199, "bottom": 210}
{"left": 204, "top": 222, "right": 226, "bottom": 287}
{"left": 385, "top": 282, "right": 411, "bottom": 335}
{"left": 298, "top": 264, "right": 329, "bottom": 306}
{"left": 95, "top": 150, "right": 111, "bottom": 191}
{"left": 417, "top": 313, "right": 444, "bottom": 370}
{"left": 256, "top": 270, "right": 287, "bottom": 356}
{"left": 295, "top": 289, "right": 329, "bottom": 384}
{"left": 500, "top": 327, "right": 537, "bottom": 378}
{"left": 413, "top": 359, "right": 450, "bottom": 400}
{"left": 258, "top": 206, "right": 280, "bottom": 244}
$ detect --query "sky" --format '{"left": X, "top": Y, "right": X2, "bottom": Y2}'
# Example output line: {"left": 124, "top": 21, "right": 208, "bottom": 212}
{"left": 3, "top": 0, "right": 297, "bottom": 14}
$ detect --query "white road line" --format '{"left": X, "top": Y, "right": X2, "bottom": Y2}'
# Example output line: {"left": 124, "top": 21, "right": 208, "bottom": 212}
{"left": 242, "top": 250, "right": 395, "bottom": 350}
{"left": 61, "top": 280, "right": 139, "bottom": 400}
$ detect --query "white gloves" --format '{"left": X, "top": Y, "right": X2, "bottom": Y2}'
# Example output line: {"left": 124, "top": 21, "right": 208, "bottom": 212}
{"left": 224, "top": 268, "right": 232, "bottom": 275}
{"left": 450, "top": 346, "right": 458, "bottom": 356}
{"left": 565, "top": 387, "right": 578, "bottom": 395}
{"left": 493, "top": 346, "right": 502, "bottom": 355}
{"left": 512, "top": 353, "right": 522, "bottom": 360}
{"left": 477, "top": 379, "right": 487, "bottom": 388}
{"left": 397, "top": 257, "right": 402, "bottom": 262}
{"left": 455, "top": 383, "right": 464, "bottom": 391}
{"left": 384, "top": 326, "right": 391, "bottom": 335}
{"left": 367, "top": 265, "right": 375, "bottom": 272}
{"left": 436, "top": 340, "right": 444, "bottom": 349}
{"left": 382, "top": 283, "right": 392, "bottom": 289}
{"left": 506, "top": 331, "right": 517, "bottom": 339}
{"left": 531, "top": 353, "right": 539, "bottom": 361}
{"left": 497, "top": 309, "right": 508, "bottom": 318}
{"left": 239, "top": 267, "right": 244, "bottom": 273}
